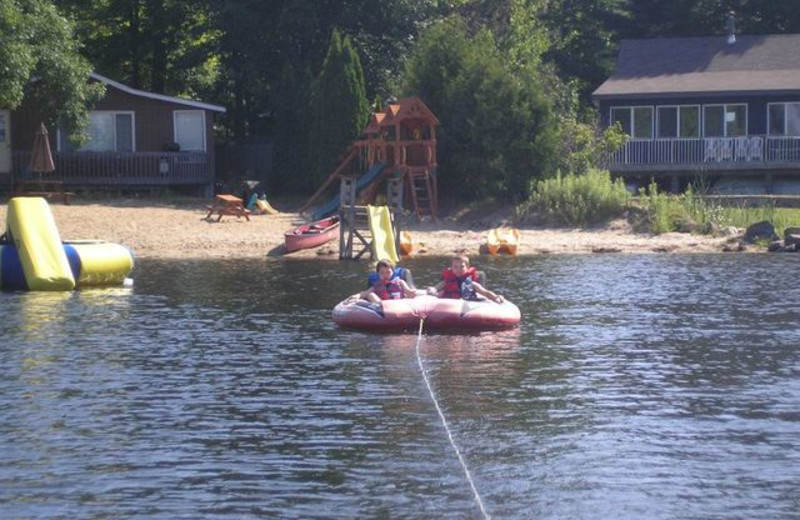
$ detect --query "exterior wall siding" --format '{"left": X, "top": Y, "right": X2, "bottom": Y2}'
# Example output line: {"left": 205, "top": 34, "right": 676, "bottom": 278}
{"left": 4, "top": 79, "right": 221, "bottom": 191}
{"left": 599, "top": 95, "right": 800, "bottom": 175}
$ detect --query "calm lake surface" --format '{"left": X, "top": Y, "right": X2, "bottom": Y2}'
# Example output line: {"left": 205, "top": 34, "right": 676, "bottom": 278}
{"left": 1, "top": 254, "right": 799, "bottom": 519}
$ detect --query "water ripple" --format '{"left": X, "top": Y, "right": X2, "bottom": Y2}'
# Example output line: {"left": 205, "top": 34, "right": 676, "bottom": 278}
{"left": 1, "top": 256, "right": 799, "bottom": 518}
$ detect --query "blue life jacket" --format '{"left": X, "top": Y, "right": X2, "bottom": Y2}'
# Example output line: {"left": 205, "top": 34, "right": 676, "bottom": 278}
{"left": 367, "top": 266, "right": 406, "bottom": 288}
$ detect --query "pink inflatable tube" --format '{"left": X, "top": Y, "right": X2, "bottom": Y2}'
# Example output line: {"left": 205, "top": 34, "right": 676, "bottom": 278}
{"left": 332, "top": 294, "right": 521, "bottom": 332}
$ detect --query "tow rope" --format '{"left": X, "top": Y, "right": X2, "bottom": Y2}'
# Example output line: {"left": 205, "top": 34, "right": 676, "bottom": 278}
{"left": 414, "top": 317, "right": 490, "bottom": 519}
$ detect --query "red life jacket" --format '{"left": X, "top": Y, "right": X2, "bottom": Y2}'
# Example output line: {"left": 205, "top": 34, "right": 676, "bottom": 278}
{"left": 440, "top": 267, "right": 478, "bottom": 299}
{"left": 372, "top": 279, "right": 405, "bottom": 300}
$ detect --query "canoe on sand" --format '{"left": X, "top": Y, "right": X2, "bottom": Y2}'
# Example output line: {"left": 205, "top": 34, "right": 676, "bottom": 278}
{"left": 284, "top": 216, "right": 339, "bottom": 253}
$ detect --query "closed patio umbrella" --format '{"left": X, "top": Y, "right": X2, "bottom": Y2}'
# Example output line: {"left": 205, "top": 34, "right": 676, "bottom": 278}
{"left": 29, "top": 122, "right": 55, "bottom": 180}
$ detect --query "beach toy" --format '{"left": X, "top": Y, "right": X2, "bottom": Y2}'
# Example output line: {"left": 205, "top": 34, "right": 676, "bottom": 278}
{"left": 487, "top": 227, "right": 520, "bottom": 255}
{"left": 1, "top": 197, "right": 134, "bottom": 291}
{"left": 399, "top": 230, "right": 413, "bottom": 256}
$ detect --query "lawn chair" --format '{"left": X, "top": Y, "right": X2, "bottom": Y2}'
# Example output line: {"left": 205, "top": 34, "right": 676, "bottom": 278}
{"left": 748, "top": 136, "right": 764, "bottom": 161}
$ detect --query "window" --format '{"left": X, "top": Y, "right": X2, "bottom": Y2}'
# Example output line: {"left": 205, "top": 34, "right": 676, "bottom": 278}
{"left": 610, "top": 107, "right": 631, "bottom": 135}
{"left": 174, "top": 110, "right": 206, "bottom": 151}
{"left": 610, "top": 106, "right": 653, "bottom": 139}
{"left": 703, "top": 104, "right": 747, "bottom": 137}
{"left": 59, "top": 111, "right": 134, "bottom": 152}
{"left": 768, "top": 102, "right": 800, "bottom": 136}
{"left": 657, "top": 107, "right": 677, "bottom": 138}
{"left": 680, "top": 106, "right": 700, "bottom": 138}
{"left": 658, "top": 106, "right": 701, "bottom": 138}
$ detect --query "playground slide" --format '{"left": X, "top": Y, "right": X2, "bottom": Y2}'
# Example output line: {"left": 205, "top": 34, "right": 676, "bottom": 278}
{"left": 5, "top": 197, "right": 75, "bottom": 291}
{"left": 367, "top": 205, "right": 399, "bottom": 264}
{"left": 312, "top": 163, "right": 387, "bottom": 221}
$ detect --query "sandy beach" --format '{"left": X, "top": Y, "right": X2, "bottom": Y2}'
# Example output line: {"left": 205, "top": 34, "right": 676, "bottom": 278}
{"left": 0, "top": 197, "right": 737, "bottom": 260}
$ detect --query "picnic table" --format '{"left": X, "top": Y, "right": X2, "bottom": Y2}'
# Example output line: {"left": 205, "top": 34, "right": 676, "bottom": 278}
{"left": 13, "top": 180, "right": 75, "bottom": 205}
{"left": 205, "top": 194, "right": 251, "bottom": 221}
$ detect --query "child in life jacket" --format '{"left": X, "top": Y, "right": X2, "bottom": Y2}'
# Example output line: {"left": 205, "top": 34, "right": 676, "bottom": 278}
{"left": 426, "top": 254, "right": 504, "bottom": 303}
{"left": 349, "top": 259, "right": 421, "bottom": 303}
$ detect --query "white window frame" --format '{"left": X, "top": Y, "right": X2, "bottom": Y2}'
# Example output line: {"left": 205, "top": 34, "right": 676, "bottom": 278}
{"left": 767, "top": 102, "right": 800, "bottom": 136}
{"left": 657, "top": 104, "right": 701, "bottom": 139}
{"left": 173, "top": 110, "right": 206, "bottom": 152}
{"left": 610, "top": 105, "right": 654, "bottom": 140}
{"left": 58, "top": 110, "right": 136, "bottom": 152}
{"left": 702, "top": 103, "right": 748, "bottom": 137}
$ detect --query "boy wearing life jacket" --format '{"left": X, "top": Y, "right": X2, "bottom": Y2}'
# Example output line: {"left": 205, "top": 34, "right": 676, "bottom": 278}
{"left": 427, "top": 254, "right": 504, "bottom": 303}
{"left": 349, "top": 259, "right": 420, "bottom": 303}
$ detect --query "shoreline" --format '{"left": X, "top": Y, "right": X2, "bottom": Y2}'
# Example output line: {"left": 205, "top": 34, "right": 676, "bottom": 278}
{"left": 0, "top": 198, "right": 741, "bottom": 260}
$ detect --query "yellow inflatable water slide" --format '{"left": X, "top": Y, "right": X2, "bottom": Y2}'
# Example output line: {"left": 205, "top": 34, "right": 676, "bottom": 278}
{"left": 0, "top": 197, "right": 134, "bottom": 291}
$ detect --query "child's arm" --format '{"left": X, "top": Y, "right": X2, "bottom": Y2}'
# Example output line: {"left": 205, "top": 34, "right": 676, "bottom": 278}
{"left": 473, "top": 282, "right": 504, "bottom": 303}
{"left": 426, "top": 280, "right": 444, "bottom": 296}
{"left": 400, "top": 279, "right": 424, "bottom": 297}
{"left": 347, "top": 287, "right": 373, "bottom": 302}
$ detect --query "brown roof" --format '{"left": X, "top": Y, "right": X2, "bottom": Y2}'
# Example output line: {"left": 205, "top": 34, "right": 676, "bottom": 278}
{"left": 593, "top": 34, "right": 800, "bottom": 100}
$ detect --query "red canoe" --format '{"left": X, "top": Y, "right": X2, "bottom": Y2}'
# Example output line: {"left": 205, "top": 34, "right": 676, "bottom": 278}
{"left": 284, "top": 216, "right": 340, "bottom": 253}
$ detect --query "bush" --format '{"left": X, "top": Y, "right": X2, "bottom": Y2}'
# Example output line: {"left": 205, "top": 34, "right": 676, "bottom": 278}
{"left": 528, "top": 168, "right": 630, "bottom": 226}
{"left": 638, "top": 181, "right": 800, "bottom": 236}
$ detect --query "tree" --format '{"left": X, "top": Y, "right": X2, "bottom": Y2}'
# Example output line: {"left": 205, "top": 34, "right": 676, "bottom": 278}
{"left": 402, "top": 16, "right": 558, "bottom": 201}
{"left": 56, "top": 0, "right": 217, "bottom": 96}
{"left": 0, "top": 0, "right": 103, "bottom": 134}
{"left": 305, "top": 30, "right": 370, "bottom": 192}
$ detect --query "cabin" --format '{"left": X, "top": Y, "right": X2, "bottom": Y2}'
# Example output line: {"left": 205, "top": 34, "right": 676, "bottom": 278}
{"left": 1, "top": 72, "right": 225, "bottom": 194}
{"left": 592, "top": 21, "right": 800, "bottom": 194}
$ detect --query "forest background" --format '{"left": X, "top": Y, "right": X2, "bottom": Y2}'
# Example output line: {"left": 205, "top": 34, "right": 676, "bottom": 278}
{"left": 3, "top": 0, "right": 800, "bottom": 206}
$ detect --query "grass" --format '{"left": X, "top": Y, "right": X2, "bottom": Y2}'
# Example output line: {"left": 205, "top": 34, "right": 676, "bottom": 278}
{"left": 719, "top": 206, "right": 800, "bottom": 237}
{"left": 638, "top": 181, "right": 800, "bottom": 237}
{"left": 523, "top": 170, "right": 800, "bottom": 238}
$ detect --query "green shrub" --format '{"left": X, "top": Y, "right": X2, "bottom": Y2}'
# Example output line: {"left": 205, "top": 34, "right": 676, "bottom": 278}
{"left": 529, "top": 168, "right": 630, "bottom": 226}
{"left": 639, "top": 181, "right": 800, "bottom": 236}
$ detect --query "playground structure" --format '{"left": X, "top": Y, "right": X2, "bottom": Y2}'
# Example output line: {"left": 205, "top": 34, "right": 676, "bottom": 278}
{"left": 299, "top": 98, "right": 439, "bottom": 260}
{"left": 337, "top": 175, "right": 403, "bottom": 262}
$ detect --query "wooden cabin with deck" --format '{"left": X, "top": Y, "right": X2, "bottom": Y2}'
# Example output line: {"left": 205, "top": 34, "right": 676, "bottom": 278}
{"left": 593, "top": 24, "right": 800, "bottom": 195}
{"left": 1, "top": 72, "right": 225, "bottom": 195}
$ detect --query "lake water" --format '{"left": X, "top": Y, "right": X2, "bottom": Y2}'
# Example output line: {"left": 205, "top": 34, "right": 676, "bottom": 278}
{"left": 1, "top": 254, "right": 799, "bottom": 519}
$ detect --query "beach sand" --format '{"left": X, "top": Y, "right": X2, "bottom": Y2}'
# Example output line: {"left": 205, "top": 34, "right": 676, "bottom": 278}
{"left": 0, "top": 197, "right": 737, "bottom": 260}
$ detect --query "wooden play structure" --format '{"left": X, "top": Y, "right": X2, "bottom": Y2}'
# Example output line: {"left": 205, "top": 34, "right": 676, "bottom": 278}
{"left": 300, "top": 97, "right": 440, "bottom": 221}
{"left": 299, "top": 97, "right": 440, "bottom": 261}
{"left": 337, "top": 174, "right": 404, "bottom": 261}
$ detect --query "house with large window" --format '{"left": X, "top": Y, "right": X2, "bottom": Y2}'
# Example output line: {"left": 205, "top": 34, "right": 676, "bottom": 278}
{"left": 593, "top": 28, "right": 800, "bottom": 194}
{"left": 1, "top": 72, "right": 225, "bottom": 194}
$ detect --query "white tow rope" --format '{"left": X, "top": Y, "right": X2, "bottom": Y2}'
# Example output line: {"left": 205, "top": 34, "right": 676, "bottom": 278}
{"left": 414, "top": 318, "right": 491, "bottom": 519}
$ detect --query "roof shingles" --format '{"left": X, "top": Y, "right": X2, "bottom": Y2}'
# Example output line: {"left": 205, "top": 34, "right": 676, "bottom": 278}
{"left": 593, "top": 34, "right": 800, "bottom": 99}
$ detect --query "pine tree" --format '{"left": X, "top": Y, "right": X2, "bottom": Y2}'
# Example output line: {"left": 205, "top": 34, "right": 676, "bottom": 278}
{"left": 306, "top": 29, "right": 369, "bottom": 191}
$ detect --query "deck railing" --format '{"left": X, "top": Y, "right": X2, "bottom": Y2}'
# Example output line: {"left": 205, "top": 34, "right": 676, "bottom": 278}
{"left": 606, "top": 135, "right": 800, "bottom": 169}
{"left": 10, "top": 150, "right": 214, "bottom": 187}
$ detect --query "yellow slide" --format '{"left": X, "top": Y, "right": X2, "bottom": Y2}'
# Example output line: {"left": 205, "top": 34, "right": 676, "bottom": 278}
{"left": 255, "top": 198, "right": 279, "bottom": 215}
{"left": 6, "top": 197, "right": 75, "bottom": 290}
{"left": 367, "top": 205, "right": 399, "bottom": 263}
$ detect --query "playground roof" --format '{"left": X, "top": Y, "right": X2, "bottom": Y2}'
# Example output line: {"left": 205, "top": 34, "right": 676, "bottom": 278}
{"left": 380, "top": 98, "right": 439, "bottom": 127}
{"left": 362, "top": 97, "right": 439, "bottom": 135}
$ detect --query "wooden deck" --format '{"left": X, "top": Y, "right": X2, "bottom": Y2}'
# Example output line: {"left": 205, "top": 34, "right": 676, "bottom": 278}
{"left": 4, "top": 150, "right": 215, "bottom": 190}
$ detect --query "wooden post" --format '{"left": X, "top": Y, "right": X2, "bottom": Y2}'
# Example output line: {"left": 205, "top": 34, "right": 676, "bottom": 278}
{"left": 387, "top": 176, "right": 404, "bottom": 252}
{"left": 670, "top": 175, "right": 681, "bottom": 193}
{"left": 339, "top": 176, "right": 357, "bottom": 259}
